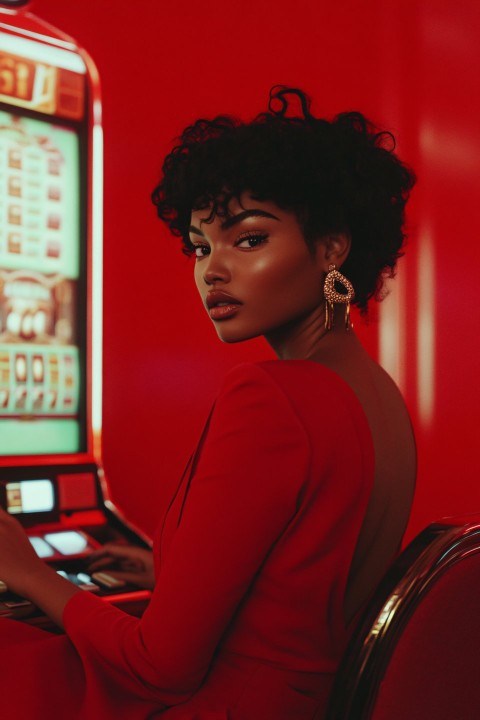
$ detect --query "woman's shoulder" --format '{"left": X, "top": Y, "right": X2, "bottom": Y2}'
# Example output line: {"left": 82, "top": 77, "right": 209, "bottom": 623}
{"left": 223, "top": 358, "right": 349, "bottom": 386}
{"left": 225, "top": 359, "right": 361, "bottom": 401}
{"left": 220, "top": 359, "right": 368, "bottom": 428}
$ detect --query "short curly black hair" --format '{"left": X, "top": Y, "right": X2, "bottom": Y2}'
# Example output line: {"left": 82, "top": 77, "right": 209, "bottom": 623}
{"left": 152, "top": 86, "right": 416, "bottom": 312}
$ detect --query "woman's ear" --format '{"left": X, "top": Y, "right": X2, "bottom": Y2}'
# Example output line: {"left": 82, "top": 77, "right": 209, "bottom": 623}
{"left": 315, "top": 232, "right": 351, "bottom": 271}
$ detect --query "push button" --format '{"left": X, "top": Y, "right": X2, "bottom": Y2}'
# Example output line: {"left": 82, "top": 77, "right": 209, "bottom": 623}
{"left": 91, "top": 572, "right": 126, "bottom": 589}
{"left": 4, "top": 599, "right": 32, "bottom": 608}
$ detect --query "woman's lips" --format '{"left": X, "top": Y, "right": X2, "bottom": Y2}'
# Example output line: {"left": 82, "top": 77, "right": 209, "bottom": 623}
{"left": 209, "top": 304, "right": 241, "bottom": 320}
{"left": 206, "top": 290, "right": 242, "bottom": 320}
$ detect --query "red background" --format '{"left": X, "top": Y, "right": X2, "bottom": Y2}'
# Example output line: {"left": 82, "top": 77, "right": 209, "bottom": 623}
{"left": 24, "top": 0, "right": 480, "bottom": 543}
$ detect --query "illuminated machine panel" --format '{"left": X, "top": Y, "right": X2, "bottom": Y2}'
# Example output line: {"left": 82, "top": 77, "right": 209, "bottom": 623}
{"left": 0, "top": 25, "right": 87, "bottom": 457}
{"left": 0, "top": 35, "right": 85, "bottom": 118}
{"left": 0, "top": 110, "right": 82, "bottom": 454}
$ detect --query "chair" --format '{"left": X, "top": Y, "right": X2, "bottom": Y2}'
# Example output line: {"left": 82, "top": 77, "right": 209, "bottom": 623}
{"left": 326, "top": 514, "right": 480, "bottom": 720}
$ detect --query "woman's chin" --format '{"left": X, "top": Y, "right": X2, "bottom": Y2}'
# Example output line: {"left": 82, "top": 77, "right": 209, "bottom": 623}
{"left": 214, "top": 326, "right": 260, "bottom": 344}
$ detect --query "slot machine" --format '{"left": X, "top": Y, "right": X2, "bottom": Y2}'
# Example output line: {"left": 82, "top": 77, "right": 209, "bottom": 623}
{"left": 0, "top": 1, "right": 152, "bottom": 627}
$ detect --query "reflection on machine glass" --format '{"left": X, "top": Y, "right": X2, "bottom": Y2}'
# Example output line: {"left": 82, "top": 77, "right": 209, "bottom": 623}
{"left": 6, "top": 479, "right": 54, "bottom": 514}
{"left": 44, "top": 530, "right": 89, "bottom": 555}
{"left": 29, "top": 536, "right": 55, "bottom": 558}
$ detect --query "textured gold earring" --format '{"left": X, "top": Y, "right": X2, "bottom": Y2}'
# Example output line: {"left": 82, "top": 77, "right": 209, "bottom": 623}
{"left": 323, "top": 264, "right": 355, "bottom": 331}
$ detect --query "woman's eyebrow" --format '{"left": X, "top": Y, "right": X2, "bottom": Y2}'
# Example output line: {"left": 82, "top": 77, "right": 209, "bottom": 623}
{"left": 189, "top": 225, "right": 205, "bottom": 237}
{"left": 189, "top": 209, "right": 280, "bottom": 236}
{"left": 221, "top": 209, "right": 280, "bottom": 229}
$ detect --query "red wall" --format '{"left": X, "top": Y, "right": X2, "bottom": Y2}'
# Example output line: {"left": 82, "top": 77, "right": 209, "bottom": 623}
{"left": 28, "top": 0, "right": 480, "bottom": 542}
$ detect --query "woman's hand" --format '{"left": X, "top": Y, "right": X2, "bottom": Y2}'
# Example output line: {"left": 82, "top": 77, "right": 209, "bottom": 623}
{"left": 0, "top": 506, "right": 45, "bottom": 596}
{"left": 86, "top": 543, "right": 155, "bottom": 589}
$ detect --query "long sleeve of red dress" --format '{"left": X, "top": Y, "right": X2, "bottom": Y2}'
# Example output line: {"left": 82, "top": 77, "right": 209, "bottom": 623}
{"left": 63, "top": 362, "right": 312, "bottom": 713}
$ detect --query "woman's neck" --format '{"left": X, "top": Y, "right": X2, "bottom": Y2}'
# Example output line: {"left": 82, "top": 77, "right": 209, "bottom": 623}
{"left": 265, "top": 303, "right": 361, "bottom": 362}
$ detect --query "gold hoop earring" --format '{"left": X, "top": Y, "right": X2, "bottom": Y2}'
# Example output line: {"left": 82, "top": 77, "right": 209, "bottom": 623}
{"left": 323, "top": 264, "right": 355, "bottom": 331}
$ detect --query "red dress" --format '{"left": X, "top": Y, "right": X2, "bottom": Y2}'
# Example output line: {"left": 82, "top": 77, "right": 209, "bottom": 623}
{"left": 0, "top": 360, "right": 374, "bottom": 719}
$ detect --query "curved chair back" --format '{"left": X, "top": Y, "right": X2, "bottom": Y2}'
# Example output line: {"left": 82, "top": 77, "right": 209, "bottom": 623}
{"left": 326, "top": 515, "right": 480, "bottom": 719}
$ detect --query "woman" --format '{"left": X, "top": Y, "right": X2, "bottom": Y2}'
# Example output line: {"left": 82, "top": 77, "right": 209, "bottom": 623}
{"left": 0, "top": 87, "right": 416, "bottom": 719}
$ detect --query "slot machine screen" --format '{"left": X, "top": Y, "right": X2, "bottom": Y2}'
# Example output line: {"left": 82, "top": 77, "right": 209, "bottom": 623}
{"left": 0, "top": 109, "right": 84, "bottom": 455}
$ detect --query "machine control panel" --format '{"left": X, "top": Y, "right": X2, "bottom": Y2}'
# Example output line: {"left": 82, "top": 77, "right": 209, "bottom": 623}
{"left": 0, "top": 466, "right": 152, "bottom": 625}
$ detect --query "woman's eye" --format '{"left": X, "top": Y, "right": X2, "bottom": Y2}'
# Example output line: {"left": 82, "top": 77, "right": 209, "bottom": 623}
{"left": 193, "top": 245, "right": 210, "bottom": 258}
{"left": 236, "top": 233, "right": 268, "bottom": 249}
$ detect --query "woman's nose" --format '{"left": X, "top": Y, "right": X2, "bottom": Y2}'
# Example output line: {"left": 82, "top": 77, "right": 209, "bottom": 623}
{"left": 202, "top": 252, "right": 231, "bottom": 285}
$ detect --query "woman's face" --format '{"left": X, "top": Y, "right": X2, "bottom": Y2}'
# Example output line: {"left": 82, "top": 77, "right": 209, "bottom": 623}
{"left": 190, "top": 195, "right": 326, "bottom": 344}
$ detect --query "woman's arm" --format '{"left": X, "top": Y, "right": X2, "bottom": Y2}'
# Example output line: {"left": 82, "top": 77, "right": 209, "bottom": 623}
{"left": 62, "top": 364, "right": 310, "bottom": 701}
{"left": 0, "top": 507, "right": 80, "bottom": 628}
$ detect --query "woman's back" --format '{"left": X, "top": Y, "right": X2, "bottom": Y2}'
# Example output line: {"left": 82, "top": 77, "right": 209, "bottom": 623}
{"left": 311, "top": 333, "right": 416, "bottom": 622}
